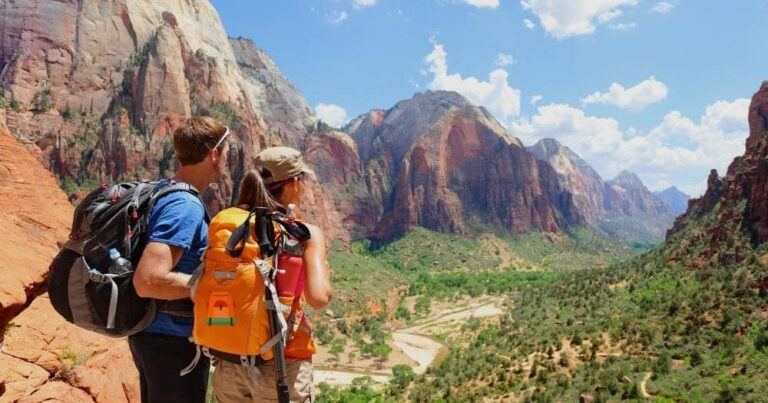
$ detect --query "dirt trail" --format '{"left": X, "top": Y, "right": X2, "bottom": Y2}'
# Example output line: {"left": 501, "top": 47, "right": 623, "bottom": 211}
{"left": 314, "top": 300, "right": 503, "bottom": 387}
{"left": 640, "top": 372, "right": 653, "bottom": 398}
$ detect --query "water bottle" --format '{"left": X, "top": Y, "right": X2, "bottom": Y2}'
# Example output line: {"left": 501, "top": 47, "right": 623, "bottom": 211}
{"left": 108, "top": 248, "right": 132, "bottom": 275}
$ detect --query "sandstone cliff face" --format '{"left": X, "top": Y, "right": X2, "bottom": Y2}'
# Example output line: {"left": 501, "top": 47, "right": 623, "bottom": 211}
{"left": 604, "top": 170, "right": 670, "bottom": 217}
{"left": 230, "top": 37, "right": 317, "bottom": 149}
{"left": 526, "top": 138, "right": 677, "bottom": 242}
{"left": 528, "top": 138, "right": 607, "bottom": 222}
{"left": 0, "top": 125, "right": 138, "bottom": 402}
{"left": 667, "top": 81, "right": 768, "bottom": 260}
{"left": 304, "top": 130, "right": 378, "bottom": 238}
{"left": 0, "top": 123, "right": 71, "bottom": 329}
{"left": 344, "top": 91, "right": 582, "bottom": 241}
{"left": 527, "top": 138, "right": 675, "bottom": 229}
{"left": 741, "top": 82, "right": 768, "bottom": 244}
{"left": 0, "top": 0, "right": 345, "bottom": 241}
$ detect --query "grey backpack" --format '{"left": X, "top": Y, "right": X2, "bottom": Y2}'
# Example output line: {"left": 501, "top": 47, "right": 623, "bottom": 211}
{"left": 48, "top": 181, "right": 203, "bottom": 337}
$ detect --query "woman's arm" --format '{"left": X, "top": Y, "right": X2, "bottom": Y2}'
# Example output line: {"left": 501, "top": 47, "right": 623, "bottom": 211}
{"left": 302, "top": 223, "right": 333, "bottom": 310}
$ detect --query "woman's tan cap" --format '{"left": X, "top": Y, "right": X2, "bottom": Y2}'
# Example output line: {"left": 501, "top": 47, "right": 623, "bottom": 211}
{"left": 254, "top": 146, "right": 315, "bottom": 184}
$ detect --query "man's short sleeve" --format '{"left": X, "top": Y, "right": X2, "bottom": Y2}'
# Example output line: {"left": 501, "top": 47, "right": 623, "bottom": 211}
{"left": 146, "top": 193, "right": 205, "bottom": 251}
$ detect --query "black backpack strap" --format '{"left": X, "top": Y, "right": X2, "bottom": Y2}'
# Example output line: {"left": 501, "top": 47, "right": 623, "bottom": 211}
{"left": 123, "top": 182, "right": 149, "bottom": 259}
{"left": 225, "top": 207, "right": 280, "bottom": 259}
{"left": 145, "top": 181, "right": 211, "bottom": 222}
{"left": 227, "top": 209, "right": 257, "bottom": 258}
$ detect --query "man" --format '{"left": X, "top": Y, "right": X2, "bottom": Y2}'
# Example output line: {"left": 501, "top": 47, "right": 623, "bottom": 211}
{"left": 130, "top": 116, "right": 230, "bottom": 403}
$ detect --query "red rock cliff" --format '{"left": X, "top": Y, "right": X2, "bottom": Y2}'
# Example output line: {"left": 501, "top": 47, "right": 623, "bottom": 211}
{"left": 0, "top": 124, "right": 138, "bottom": 402}
{"left": 667, "top": 81, "right": 768, "bottom": 260}
{"left": 343, "top": 91, "right": 582, "bottom": 241}
{"left": 0, "top": 0, "right": 345, "bottom": 241}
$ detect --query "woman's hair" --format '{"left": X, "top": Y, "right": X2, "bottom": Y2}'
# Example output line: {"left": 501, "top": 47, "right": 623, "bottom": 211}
{"left": 236, "top": 169, "right": 302, "bottom": 211}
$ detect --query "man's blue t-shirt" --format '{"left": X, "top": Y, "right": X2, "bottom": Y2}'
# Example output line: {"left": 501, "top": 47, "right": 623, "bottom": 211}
{"left": 142, "top": 181, "right": 207, "bottom": 338}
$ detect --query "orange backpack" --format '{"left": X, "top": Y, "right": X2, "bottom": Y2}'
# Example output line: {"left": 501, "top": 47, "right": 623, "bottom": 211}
{"left": 188, "top": 207, "right": 315, "bottom": 363}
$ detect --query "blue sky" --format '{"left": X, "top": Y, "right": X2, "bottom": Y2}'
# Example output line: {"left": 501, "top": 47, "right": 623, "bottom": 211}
{"left": 211, "top": 0, "right": 768, "bottom": 195}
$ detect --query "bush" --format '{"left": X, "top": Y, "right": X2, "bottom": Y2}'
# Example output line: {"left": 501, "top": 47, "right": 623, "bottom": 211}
{"left": 60, "top": 104, "right": 74, "bottom": 120}
{"left": 388, "top": 364, "right": 416, "bottom": 397}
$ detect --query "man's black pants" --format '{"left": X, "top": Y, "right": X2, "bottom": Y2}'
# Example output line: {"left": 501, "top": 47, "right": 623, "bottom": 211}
{"left": 128, "top": 332, "right": 210, "bottom": 403}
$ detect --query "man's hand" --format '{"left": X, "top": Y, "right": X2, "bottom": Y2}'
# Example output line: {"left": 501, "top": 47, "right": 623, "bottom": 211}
{"left": 133, "top": 242, "right": 193, "bottom": 300}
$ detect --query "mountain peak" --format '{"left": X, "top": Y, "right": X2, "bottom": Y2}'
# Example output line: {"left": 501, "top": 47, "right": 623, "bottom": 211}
{"left": 411, "top": 90, "right": 473, "bottom": 107}
{"left": 654, "top": 186, "right": 691, "bottom": 215}
{"left": 530, "top": 137, "right": 564, "bottom": 154}
{"left": 229, "top": 37, "right": 280, "bottom": 72}
{"left": 611, "top": 170, "right": 645, "bottom": 189}
{"left": 356, "top": 90, "right": 517, "bottom": 153}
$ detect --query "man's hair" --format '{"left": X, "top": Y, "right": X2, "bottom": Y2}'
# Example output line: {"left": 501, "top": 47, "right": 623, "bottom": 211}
{"left": 173, "top": 116, "right": 227, "bottom": 166}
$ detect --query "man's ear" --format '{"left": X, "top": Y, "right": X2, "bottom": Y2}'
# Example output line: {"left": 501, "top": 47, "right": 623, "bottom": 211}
{"left": 209, "top": 147, "right": 220, "bottom": 164}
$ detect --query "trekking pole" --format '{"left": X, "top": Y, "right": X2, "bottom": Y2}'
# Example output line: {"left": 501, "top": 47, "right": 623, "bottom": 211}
{"left": 256, "top": 210, "right": 291, "bottom": 403}
{"left": 267, "top": 295, "right": 291, "bottom": 403}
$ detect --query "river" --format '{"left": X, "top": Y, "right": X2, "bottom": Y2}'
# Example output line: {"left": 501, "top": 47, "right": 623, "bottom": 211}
{"left": 314, "top": 300, "right": 503, "bottom": 387}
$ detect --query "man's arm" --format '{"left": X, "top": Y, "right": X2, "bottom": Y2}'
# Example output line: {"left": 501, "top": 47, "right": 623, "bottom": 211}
{"left": 133, "top": 242, "right": 192, "bottom": 300}
{"left": 132, "top": 193, "right": 203, "bottom": 300}
{"left": 302, "top": 224, "right": 333, "bottom": 310}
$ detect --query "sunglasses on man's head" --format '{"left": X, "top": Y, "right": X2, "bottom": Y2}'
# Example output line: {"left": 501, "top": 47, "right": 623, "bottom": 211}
{"left": 213, "top": 127, "right": 230, "bottom": 150}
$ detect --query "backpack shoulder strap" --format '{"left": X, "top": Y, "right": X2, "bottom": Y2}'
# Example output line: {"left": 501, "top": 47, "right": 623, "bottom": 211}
{"left": 146, "top": 181, "right": 211, "bottom": 222}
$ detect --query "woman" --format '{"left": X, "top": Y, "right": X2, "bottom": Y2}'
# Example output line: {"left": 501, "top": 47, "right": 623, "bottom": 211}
{"left": 212, "top": 146, "right": 333, "bottom": 402}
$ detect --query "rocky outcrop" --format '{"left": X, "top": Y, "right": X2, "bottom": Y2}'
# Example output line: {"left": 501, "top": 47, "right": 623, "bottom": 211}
{"left": 0, "top": 127, "right": 138, "bottom": 402}
{"left": 344, "top": 91, "right": 582, "bottom": 241}
{"left": 2, "top": 296, "right": 139, "bottom": 402}
{"left": 0, "top": 124, "right": 72, "bottom": 329}
{"left": 230, "top": 37, "right": 317, "bottom": 149}
{"left": 653, "top": 186, "right": 690, "bottom": 216}
{"left": 741, "top": 82, "right": 768, "bottom": 243}
{"left": 528, "top": 138, "right": 607, "bottom": 222}
{"left": 304, "top": 130, "right": 377, "bottom": 238}
{"left": 666, "top": 81, "right": 768, "bottom": 260}
{"left": 0, "top": 0, "right": 345, "bottom": 241}
{"left": 527, "top": 138, "right": 676, "bottom": 244}
{"left": 604, "top": 170, "right": 670, "bottom": 217}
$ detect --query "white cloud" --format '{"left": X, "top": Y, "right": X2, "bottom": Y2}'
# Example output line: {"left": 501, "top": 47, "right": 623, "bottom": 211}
{"left": 521, "top": 0, "right": 639, "bottom": 38}
{"left": 523, "top": 18, "right": 536, "bottom": 29}
{"left": 651, "top": 1, "right": 675, "bottom": 13}
{"left": 353, "top": 0, "right": 377, "bottom": 8}
{"left": 679, "top": 179, "right": 707, "bottom": 198}
{"left": 512, "top": 98, "right": 749, "bottom": 195}
{"left": 315, "top": 103, "right": 350, "bottom": 128}
{"left": 464, "top": 0, "right": 500, "bottom": 8}
{"left": 530, "top": 95, "right": 543, "bottom": 105}
{"left": 609, "top": 22, "right": 636, "bottom": 31}
{"left": 327, "top": 11, "right": 348, "bottom": 24}
{"left": 496, "top": 53, "right": 517, "bottom": 67}
{"left": 425, "top": 42, "right": 522, "bottom": 124}
{"left": 582, "top": 76, "right": 668, "bottom": 110}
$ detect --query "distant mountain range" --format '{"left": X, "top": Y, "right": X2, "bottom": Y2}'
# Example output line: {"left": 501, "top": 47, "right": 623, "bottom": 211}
{"left": 0, "top": 0, "right": 684, "bottom": 245}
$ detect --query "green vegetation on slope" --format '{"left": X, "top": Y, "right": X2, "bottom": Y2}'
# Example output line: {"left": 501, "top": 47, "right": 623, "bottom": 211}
{"left": 404, "top": 244, "right": 768, "bottom": 402}
{"left": 316, "top": 226, "right": 642, "bottom": 401}
{"left": 320, "top": 202, "right": 768, "bottom": 402}
{"left": 596, "top": 213, "right": 677, "bottom": 252}
{"left": 323, "top": 226, "right": 635, "bottom": 317}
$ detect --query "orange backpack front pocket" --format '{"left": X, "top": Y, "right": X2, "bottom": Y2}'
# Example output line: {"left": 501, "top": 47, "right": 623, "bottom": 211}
{"left": 206, "top": 292, "right": 235, "bottom": 326}
{"left": 193, "top": 259, "right": 272, "bottom": 357}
